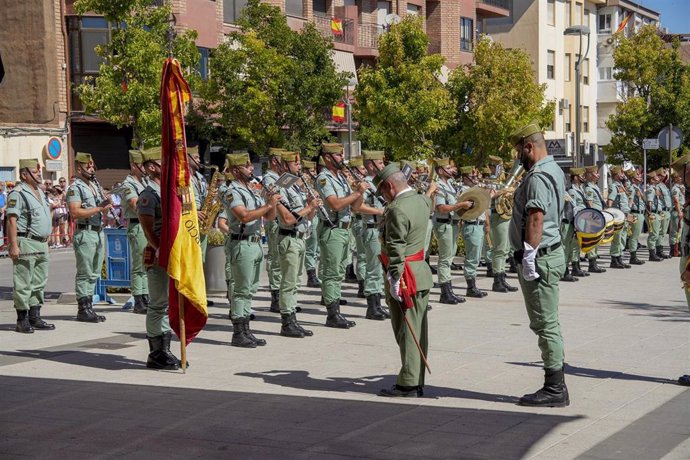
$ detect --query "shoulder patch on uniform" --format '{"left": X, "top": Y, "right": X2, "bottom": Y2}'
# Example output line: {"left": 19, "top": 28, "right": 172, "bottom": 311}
{"left": 140, "top": 196, "right": 150, "bottom": 207}
{"left": 8, "top": 199, "right": 16, "bottom": 207}
{"left": 319, "top": 178, "right": 327, "bottom": 187}
{"left": 67, "top": 189, "right": 76, "bottom": 197}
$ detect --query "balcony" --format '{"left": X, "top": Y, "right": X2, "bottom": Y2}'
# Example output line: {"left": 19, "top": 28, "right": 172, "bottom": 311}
{"left": 313, "top": 15, "right": 354, "bottom": 48}
{"left": 476, "top": 0, "right": 510, "bottom": 19}
{"left": 357, "top": 23, "right": 385, "bottom": 52}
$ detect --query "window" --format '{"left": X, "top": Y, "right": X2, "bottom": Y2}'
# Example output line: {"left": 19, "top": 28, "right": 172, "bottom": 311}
{"left": 547, "top": 50, "right": 555, "bottom": 79}
{"left": 564, "top": 105, "right": 571, "bottom": 132}
{"left": 314, "top": 0, "right": 328, "bottom": 15}
{"left": 285, "top": 0, "right": 304, "bottom": 17}
{"left": 583, "top": 58, "right": 589, "bottom": 84}
{"left": 598, "top": 13, "right": 611, "bottom": 32}
{"left": 68, "top": 16, "right": 112, "bottom": 111}
{"left": 574, "top": 2, "right": 582, "bottom": 25}
{"left": 565, "top": 0, "right": 571, "bottom": 26}
{"left": 599, "top": 66, "right": 613, "bottom": 80}
{"left": 584, "top": 8, "right": 590, "bottom": 27}
{"left": 197, "top": 47, "right": 210, "bottom": 81}
{"left": 460, "top": 17, "right": 474, "bottom": 52}
{"left": 582, "top": 106, "right": 589, "bottom": 132}
{"left": 547, "top": 0, "right": 555, "bottom": 26}
{"left": 406, "top": 3, "right": 420, "bottom": 15}
{"left": 224, "top": 0, "right": 248, "bottom": 23}
{"left": 564, "top": 53, "right": 571, "bottom": 81}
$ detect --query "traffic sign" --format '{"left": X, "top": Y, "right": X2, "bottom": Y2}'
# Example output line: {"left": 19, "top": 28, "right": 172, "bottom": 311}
{"left": 546, "top": 139, "right": 566, "bottom": 156}
{"left": 46, "top": 137, "right": 63, "bottom": 160}
{"left": 658, "top": 126, "right": 683, "bottom": 150}
{"left": 642, "top": 138, "right": 659, "bottom": 150}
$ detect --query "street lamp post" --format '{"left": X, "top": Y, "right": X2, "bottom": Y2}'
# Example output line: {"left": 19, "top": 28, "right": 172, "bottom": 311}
{"left": 564, "top": 25, "right": 590, "bottom": 167}
{"left": 345, "top": 77, "right": 357, "bottom": 160}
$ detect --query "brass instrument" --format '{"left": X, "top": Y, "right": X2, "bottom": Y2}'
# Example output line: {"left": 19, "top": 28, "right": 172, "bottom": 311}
{"left": 199, "top": 165, "right": 223, "bottom": 235}
{"left": 494, "top": 163, "right": 524, "bottom": 220}
{"left": 300, "top": 170, "right": 335, "bottom": 228}
{"left": 92, "top": 177, "right": 125, "bottom": 228}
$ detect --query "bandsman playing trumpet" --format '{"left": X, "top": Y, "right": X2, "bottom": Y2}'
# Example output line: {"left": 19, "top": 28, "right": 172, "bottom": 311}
{"left": 487, "top": 156, "right": 519, "bottom": 293}
{"left": 301, "top": 160, "right": 322, "bottom": 288}
{"left": 607, "top": 166, "right": 632, "bottom": 269}
{"left": 349, "top": 156, "right": 369, "bottom": 298}
{"left": 457, "top": 166, "right": 488, "bottom": 298}
{"left": 264, "top": 147, "right": 286, "bottom": 313}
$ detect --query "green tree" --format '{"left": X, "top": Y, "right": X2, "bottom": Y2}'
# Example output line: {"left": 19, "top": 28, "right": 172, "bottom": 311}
{"left": 442, "top": 37, "right": 554, "bottom": 166}
{"left": 74, "top": 0, "right": 200, "bottom": 148}
{"left": 605, "top": 25, "right": 690, "bottom": 167}
{"left": 354, "top": 16, "right": 453, "bottom": 161}
{"left": 195, "top": 0, "right": 347, "bottom": 154}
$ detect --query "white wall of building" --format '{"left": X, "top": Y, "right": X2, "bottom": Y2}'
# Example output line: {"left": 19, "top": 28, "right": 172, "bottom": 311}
{"left": 0, "top": 130, "right": 69, "bottom": 182}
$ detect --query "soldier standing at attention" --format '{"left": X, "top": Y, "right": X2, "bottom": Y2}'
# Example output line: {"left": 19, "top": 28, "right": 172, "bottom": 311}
{"left": 6, "top": 158, "right": 55, "bottom": 333}
{"left": 302, "top": 160, "right": 322, "bottom": 288}
{"left": 646, "top": 171, "right": 663, "bottom": 262}
{"left": 655, "top": 167, "right": 672, "bottom": 259}
{"left": 315, "top": 143, "right": 368, "bottom": 329}
{"left": 560, "top": 168, "right": 586, "bottom": 281}
{"left": 456, "top": 166, "right": 488, "bottom": 299}
{"left": 670, "top": 171, "right": 685, "bottom": 257}
{"left": 508, "top": 123, "right": 569, "bottom": 407}
{"left": 349, "top": 156, "right": 369, "bottom": 299}
{"left": 66, "top": 153, "right": 110, "bottom": 323}
{"left": 488, "top": 156, "right": 518, "bottom": 292}
{"left": 375, "top": 163, "right": 433, "bottom": 397}
{"left": 121, "top": 150, "right": 149, "bottom": 314}
{"left": 626, "top": 168, "right": 647, "bottom": 265}
{"left": 136, "top": 148, "right": 181, "bottom": 370}
{"left": 583, "top": 165, "right": 607, "bottom": 274}
{"left": 607, "top": 166, "right": 632, "bottom": 269}
{"left": 263, "top": 148, "right": 286, "bottom": 313}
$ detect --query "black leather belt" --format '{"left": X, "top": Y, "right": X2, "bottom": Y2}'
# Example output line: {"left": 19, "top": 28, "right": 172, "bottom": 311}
{"left": 17, "top": 233, "right": 49, "bottom": 243}
{"left": 562, "top": 219, "right": 573, "bottom": 224}
{"left": 278, "top": 228, "right": 307, "bottom": 239}
{"left": 353, "top": 215, "right": 362, "bottom": 221}
{"left": 514, "top": 242, "right": 561, "bottom": 263}
{"left": 77, "top": 223, "right": 102, "bottom": 232}
{"left": 230, "top": 234, "right": 261, "bottom": 243}
{"left": 128, "top": 218, "right": 139, "bottom": 224}
{"left": 630, "top": 210, "right": 643, "bottom": 214}
{"left": 464, "top": 221, "right": 482, "bottom": 226}
{"left": 365, "top": 223, "right": 378, "bottom": 229}
{"left": 336, "top": 221, "right": 351, "bottom": 229}
{"left": 436, "top": 218, "right": 453, "bottom": 224}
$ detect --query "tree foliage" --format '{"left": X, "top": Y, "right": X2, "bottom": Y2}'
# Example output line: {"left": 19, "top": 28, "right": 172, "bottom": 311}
{"left": 441, "top": 37, "right": 554, "bottom": 166}
{"left": 74, "top": 0, "right": 200, "bottom": 149}
{"left": 194, "top": 0, "right": 348, "bottom": 154}
{"left": 354, "top": 16, "right": 453, "bottom": 161}
{"left": 605, "top": 25, "right": 690, "bottom": 167}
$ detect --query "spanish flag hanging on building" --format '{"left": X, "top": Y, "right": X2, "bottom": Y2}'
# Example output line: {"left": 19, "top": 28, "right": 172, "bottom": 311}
{"left": 331, "top": 17, "right": 343, "bottom": 36}
{"left": 332, "top": 101, "right": 346, "bottom": 123}
{"left": 159, "top": 57, "right": 208, "bottom": 345}
{"left": 616, "top": 12, "right": 632, "bottom": 33}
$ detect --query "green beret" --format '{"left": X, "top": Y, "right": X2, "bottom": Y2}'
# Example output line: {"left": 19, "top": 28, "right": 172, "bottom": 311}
{"left": 280, "top": 151, "right": 299, "bottom": 163}
{"left": 609, "top": 165, "right": 622, "bottom": 175}
{"left": 129, "top": 150, "right": 143, "bottom": 164}
{"left": 458, "top": 166, "right": 474, "bottom": 175}
{"left": 655, "top": 167, "right": 666, "bottom": 176}
{"left": 373, "top": 163, "right": 401, "bottom": 189}
{"left": 362, "top": 150, "right": 385, "bottom": 161}
{"left": 269, "top": 147, "right": 286, "bottom": 158}
{"left": 625, "top": 168, "right": 638, "bottom": 178}
{"left": 19, "top": 158, "right": 40, "bottom": 170}
{"left": 488, "top": 155, "right": 503, "bottom": 165}
{"left": 509, "top": 122, "right": 542, "bottom": 146}
{"left": 349, "top": 156, "right": 364, "bottom": 167}
{"left": 227, "top": 152, "right": 250, "bottom": 166}
{"left": 584, "top": 165, "right": 598, "bottom": 174}
{"left": 570, "top": 167, "right": 586, "bottom": 176}
{"left": 187, "top": 145, "right": 199, "bottom": 155}
{"left": 434, "top": 158, "right": 450, "bottom": 168}
{"left": 74, "top": 152, "right": 93, "bottom": 164}
{"left": 321, "top": 143, "right": 343, "bottom": 154}
{"left": 141, "top": 147, "right": 162, "bottom": 163}
{"left": 482, "top": 166, "right": 492, "bottom": 175}
{"left": 646, "top": 170, "right": 658, "bottom": 178}
{"left": 302, "top": 160, "right": 315, "bottom": 169}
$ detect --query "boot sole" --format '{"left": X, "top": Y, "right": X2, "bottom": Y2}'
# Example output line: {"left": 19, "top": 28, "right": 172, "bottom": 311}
{"left": 231, "top": 342, "right": 257, "bottom": 348}
{"left": 518, "top": 400, "right": 570, "bottom": 408}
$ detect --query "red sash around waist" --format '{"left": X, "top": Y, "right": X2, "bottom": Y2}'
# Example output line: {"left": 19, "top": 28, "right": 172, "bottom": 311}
{"left": 379, "top": 249, "right": 424, "bottom": 310}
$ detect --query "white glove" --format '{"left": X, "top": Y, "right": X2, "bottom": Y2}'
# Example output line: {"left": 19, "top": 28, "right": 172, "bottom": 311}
{"left": 522, "top": 242, "right": 540, "bottom": 281}
{"left": 387, "top": 272, "right": 402, "bottom": 301}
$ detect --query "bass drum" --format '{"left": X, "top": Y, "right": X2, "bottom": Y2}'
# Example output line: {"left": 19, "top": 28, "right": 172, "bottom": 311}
{"left": 574, "top": 208, "right": 606, "bottom": 254}
{"left": 604, "top": 207, "right": 625, "bottom": 234}
{"left": 600, "top": 211, "right": 615, "bottom": 244}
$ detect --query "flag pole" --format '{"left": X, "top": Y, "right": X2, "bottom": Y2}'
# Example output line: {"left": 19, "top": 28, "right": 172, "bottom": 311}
{"left": 178, "top": 292, "right": 187, "bottom": 373}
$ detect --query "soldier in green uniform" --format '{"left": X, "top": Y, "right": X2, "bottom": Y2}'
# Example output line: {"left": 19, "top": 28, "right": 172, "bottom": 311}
{"left": 488, "top": 156, "right": 517, "bottom": 292}
{"left": 349, "top": 156, "right": 369, "bottom": 298}
{"left": 607, "top": 166, "right": 632, "bottom": 269}
{"left": 508, "top": 123, "right": 569, "bottom": 407}
{"left": 626, "top": 168, "right": 647, "bottom": 265}
{"left": 670, "top": 171, "right": 685, "bottom": 257}
{"left": 223, "top": 152, "right": 280, "bottom": 347}
{"left": 432, "top": 158, "right": 472, "bottom": 304}
{"left": 672, "top": 153, "right": 690, "bottom": 386}
{"left": 66, "top": 153, "right": 110, "bottom": 323}
{"left": 646, "top": 171, "right": 663, "bottom": 262}
{"left": 315, "top": 143, "right": 368, "bottom": 328}
{"left": 187, "top": 146, "right": 209, "bottom": 261}
{"left": 457, "top": 166, "right": 488, "bottom": 298}
{"left": 6, "top": 158, "right": 55, "bottom": 333}
{"left": 302, "top": 160, "right": 322, "bottom": 287}
{"left": 583, "top": 165, "right": 607, "bottom": 273}
{"left": 275, "top": 151, "right": 320, "bottom": 337}
{"left": 121, "top": 150, "right": 149, "bottom": 314}
{"left": 136, "top": 148, "right": 181, "bottom": 370}
{"left": 217, "top": 170, "right": 236, "bottom": 319}
{"left": 560, "top": 168, "right": 586, "bottom": 281}
{"left": 655, "top": 167, "right": 672, "bottom": 259}
{"left": 375, "top": 164, "right": 433, "bottom": 398}
{"left": 263, "top": 148, "right": 286, "bottom": 312}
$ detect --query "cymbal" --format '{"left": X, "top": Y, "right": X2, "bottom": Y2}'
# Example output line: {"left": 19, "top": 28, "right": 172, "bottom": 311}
{"left": 457, "top": 187, "right": 491, "bottom": 221}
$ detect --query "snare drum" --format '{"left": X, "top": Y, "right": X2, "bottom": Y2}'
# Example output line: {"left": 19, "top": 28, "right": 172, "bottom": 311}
{"left": 604, "top": 207, "right": 626, "bottom": 234}
{"left": 601, "top": 211, "right": 615, "bottom": 244}
{"left": 574, "top": 208, "right": 606, "bottom": 253}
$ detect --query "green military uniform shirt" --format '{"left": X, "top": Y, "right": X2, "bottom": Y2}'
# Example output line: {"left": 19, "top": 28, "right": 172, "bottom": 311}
{"left": 137, "top": 182, "right": 162, "bottom": 233}
{"left": 224, "top": 181, "right": 265, "bottom": 235}
{"left": 66, "top": 178, "right": 105, "bottom": 225}
{"left": 608, "top": 180, "right": 631, "bottom": 213}
{"left": 657, "top": 182, "right": 672, "bottom": 211}
{"left": 672, "top": 184, "right": 685, "bottom": 209}
{"left": 5, "top": 183, "right": 52, "bottom": 237}
{"left": 316, "top": 168, "right": 352, "bottom": 223}
{"left": 362, "top": 176, "right": 384, "bottom": 225}
{"left": 121, "top": 174, "right": 146, "bottom": 219}
{"left": 645, "top": 185, "right": 660, "bottom": 212}
{"left": 279, "top": 184, "right": 309, "bottom": 233}
{"left": 584, "top": 181, "right": 605, "bottom": 210}
{"left": 433, "top": 178, "right": 458, "bottom": 221}
{"left": 628, "top": 183, "right": 645, "bottom": 212}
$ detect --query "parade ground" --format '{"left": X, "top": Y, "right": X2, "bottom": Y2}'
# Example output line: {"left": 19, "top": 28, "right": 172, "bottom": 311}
{"left": 0, "top": 246, "right": 689, "bottom": 459}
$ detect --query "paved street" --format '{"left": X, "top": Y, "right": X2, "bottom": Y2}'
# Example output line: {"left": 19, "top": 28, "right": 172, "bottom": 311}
{"left": 0, "top": 245, "right": 689, "bottom": 459}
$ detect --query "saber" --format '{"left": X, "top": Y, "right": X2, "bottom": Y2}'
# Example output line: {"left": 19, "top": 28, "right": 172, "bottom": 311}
{"left": 399, "top": 277, "right": 431, "bottom": 374}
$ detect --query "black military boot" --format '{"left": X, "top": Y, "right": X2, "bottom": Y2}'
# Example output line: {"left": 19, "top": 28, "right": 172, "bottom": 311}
{"left": 376, "top": 293, "right": 390, "bottom": 318}
{"left": 28, "top": 305, "right": 55, "bottom": 330}
{"left": 231, "top": 318, "right": 257, "bottom": 348}
{"left": 501, "top": 273, "right": 519, "bottom": 291}
{"left": 357, "top": 280, "right": 365, "bottom": 298}
{"left": 588, "top": 258, "right": 606, "bottom": 273}
{"left": 492, "top": 274, "right": 508, "bottom": 292}
{"left": 292, "top": 312, "right": 313, "bottom": 336}
{"left": 657, "top": 246, "right": 670, "bottom": 259}
{"left": 448, "top": 281, "right": 467, "bottom": 303}
{"left": 307, "top": 269, "right": 321, "bottom": 288}
{"left": 466, "top": 278, "right": 487, "bottom": 298}
{"left": 142, "top": 294, "right": 151, "bottom": 310}
{"left": 88, "top": 298, "right": 106, "bottom": 322}
{"left": 629, "top": 251, "right": 645, "bottom": 265}
{"left": 132, "top": 295, "right": 147, "bottom": 314}
{"left": 485, "top": 262, "right": 494, "bottom": 278}
{"left": 161, "top": 331, "right": 182, "bottom": 367}
{"left": 269, "top": 290, "right": 280, "bottom": 313}
{"left": 518, "top": 368, "right": 570, "bottom": 407}
{"left": 345, "top": 264, "right": 357, "bottom": 283}
{"left": 245, "top": 319, "right": 267, "bottom": 346}
{"left": 610, "top": 256, "right": 626, "bottom": 269}
{"left": 365, "top": 295, "right": 386, "bottom": 320}
{"left": 560, "top": 267, "right": 578, "bottom": 282}
{"left": 571, "top": 261, "right": 589, "bottom": 277}
{"left": 619, "top": 256, "right": 631, "bottom": 268}
{"left": 508, "top": 256, "right": 517, "bottom": 273}
{"left": 15, "top": 309, "right": 34, "bottom": 333}
{"left": 439, "top": 282, "right": 458, "bottom": 304}
{"left": 76, "top": 297, "right": 100, "bottom": 323}
{"left": 649, "top": 248, "right": 662, "bottom": 262}
{"left": 146, "top": 335, "right": 180, "bottom": 370}
{"left": 325, "top": 301, "right": 356, "bottom": 328}
{"left": 426, "top": 257, "right": 437, "bottom": 275}
{"left": 280, "top": 314, "right": 305, "bottom": 338}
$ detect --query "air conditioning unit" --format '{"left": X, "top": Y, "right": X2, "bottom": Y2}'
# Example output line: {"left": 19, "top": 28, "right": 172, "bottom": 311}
{"left": 565, "top": 132, "right": 573, "bottom": 156}
{"left": 606, "top": 37, "right": 614, "bottom": 45}
{"left": 559, "top": 99, "right": 570, "bottom": 111}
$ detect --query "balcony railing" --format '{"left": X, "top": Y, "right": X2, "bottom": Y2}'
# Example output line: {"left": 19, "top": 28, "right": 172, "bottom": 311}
{"left": 313, "top": 15, "right": 354, "bottom": 46}
{"left": 358, "top": 23, "right": 385, "bottom": 50}
{"left": 477, "top": 0, "right": 510, "bottom": 9}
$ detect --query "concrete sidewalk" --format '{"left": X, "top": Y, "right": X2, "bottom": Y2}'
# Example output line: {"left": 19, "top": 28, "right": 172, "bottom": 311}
{"left": 0, "top": 246, "right": 688, "bottom": 459}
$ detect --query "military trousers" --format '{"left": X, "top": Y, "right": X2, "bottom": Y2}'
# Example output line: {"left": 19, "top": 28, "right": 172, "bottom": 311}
{"left": 223, "top": 237, "right": 234, "bottom": 304}
{"left": 363, "top": 226, "right": 383, "bottom": 296}
{"left": 146, "top": 265, "right": 171, "bottom": 336}
{"left": 670, "top": 210, "right": 683, "bottom": 245}
{"left": 264, "top": 221, "right": 282, "bottom": 291}
{"left": 386, "top": 288, "right": 429, "bottom": 387}
{"left": 434, "top": 221, "right": 459, "bottom": 284}
{"left": 516, "top": 247, "right": 566, "bottom": 370}
{"left": 13, "top": 237, "right": 49, "bottom": 310}
{"left": 346, "top": 229, "right": 355, "bottom": 266}
{"left": 560, "top": 221, "right": 577, "bottom": 265}
{"left": 353, "top": 219, "right": 367, "bottom": 281}
{"left": 462, "top": 223, "right": 484, "bottom": 280}
{"left": 127, "top": 223, "right": 149, "bottom": 296}
{"left": 304, "top": 216, "right": 320, "bottom": 271}
{"left": 278, "top": 234, "right": 306, "bottom": 314}
{"left": 628, "top": 212, "right": 645, "bottom": 252}
{"left": 228, "top": 239, "right": 263, "bottom": 319}
{"left": 73, "top": 228, "right": 105, "bottom": 299}
{"left": 647, "top": 213, "right": 661, "bottom": 249}
{"left": 490, "top": 213, "right": 510, "bottom": 273}
{"left": 611, "top": 221, "right": 629, "bottom": 257}
{"left": 658, "top": 210, "right": 671, "bottom": 247}
{"left": 317, "top": 224, "right": 350, "bottom": 304}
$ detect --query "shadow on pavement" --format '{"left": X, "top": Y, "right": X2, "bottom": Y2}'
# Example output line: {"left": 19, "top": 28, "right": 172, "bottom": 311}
{"left": 601, "top": 299, "right": 690, "bottom": 322}
{"left": 0, "top": 349, "right": 144, "bottom": 370}
{"left": 0, "top": 375, "right": 581, "bottom": 459}
{"left": 508, "top": 362, "right": 676, "bottom": 385}
{"left": 0, "top": 286, "right": 62, "bottom": 301}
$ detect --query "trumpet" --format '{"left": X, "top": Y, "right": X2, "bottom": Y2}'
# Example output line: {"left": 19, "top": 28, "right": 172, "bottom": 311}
{"left": 299, "top": 170, "right": 335, "bottom": 228}
{"left": 92, "top": 177, "right": 125, "bottom": 228}
{"left": 249, "top": 174, "right": 303, "bottom": 222}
